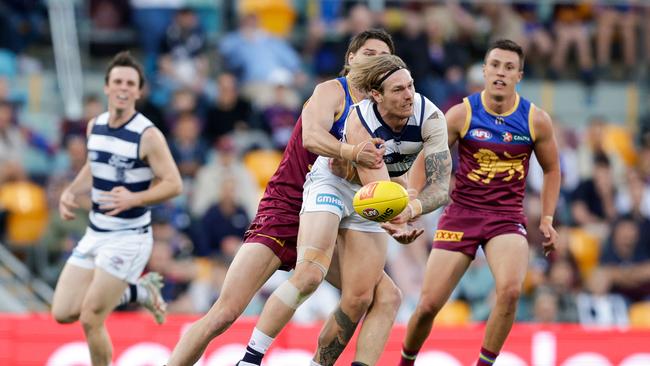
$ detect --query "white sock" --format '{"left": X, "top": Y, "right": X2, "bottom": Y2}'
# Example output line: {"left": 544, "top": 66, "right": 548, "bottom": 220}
{"left": 310, "top": 361, "right": 322, "bottom": 366}
{"left": 136, "top": 283, "right": 149, "bottom": 304}
{"left": 248, "top": 327, "right": 275, "bottom": 354}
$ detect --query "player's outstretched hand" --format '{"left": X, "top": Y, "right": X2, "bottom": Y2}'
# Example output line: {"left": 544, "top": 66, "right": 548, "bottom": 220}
{"left": 354, "top": 137, "right": 385, "bottom": 169}
{"left": 59, "top": 189, "right": 79, "bottom": 220}
{"left": 97, "top": 186, "right": 141, "bottom": 216}
{"left": 539, "top": 217, "right": 558, "bottom": 256}
{"left": 381, "top": 222, "right": 424, "bottom": 244}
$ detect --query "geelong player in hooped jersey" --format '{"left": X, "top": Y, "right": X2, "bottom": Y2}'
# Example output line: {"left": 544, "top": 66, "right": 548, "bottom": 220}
{"left": 237, "top": 54, "right": 452, "bottom": 366}
{"left": 51, "top": 52, "right": 183, "bottom": 366}
{"left": 399, "top": 40, "right": 561, "bottom": 366}
{"left": 167, "top": 29, "right": 405, "bottom": 366}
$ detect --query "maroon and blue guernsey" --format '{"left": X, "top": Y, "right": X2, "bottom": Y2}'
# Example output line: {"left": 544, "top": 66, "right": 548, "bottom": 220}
{"left": 243, "top": 77, "right": 356, "bottom": 270}
{"left": 451, "top": 91, "right": 536, "bottom": 215}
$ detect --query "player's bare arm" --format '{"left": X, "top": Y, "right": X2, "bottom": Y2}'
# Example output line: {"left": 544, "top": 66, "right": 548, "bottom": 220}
{"left": 532, "top": 106, "right": 561, "bottom": 255}
{"left": 393, "top": 111, "right": 451, "bottom": 224}
{"left": 407, "top": 102, "right": 465, "bottom": 194}
{"left": 98, "top": 127, "right": 183, "bottom": 216}
{"left": 302, "top": 80, "right": 384, "bottom": 168}
{"left": 59, "top": 119, "right": 95, "bottom": 220}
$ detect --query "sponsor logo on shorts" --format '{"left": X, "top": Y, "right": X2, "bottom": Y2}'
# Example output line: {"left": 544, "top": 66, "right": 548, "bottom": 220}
{"left": 110, "top": 255, "right": 125, "bottom": 270}
{"left": 469, "top": 128, "right": 492, "bottom": 141}
{"left": 357, "top": 182, "right": 378, "bottom": 200}
{"left": 435, "top": 230, "right": 464, "bottom": 242}
{"left": 315, "top": 193, "right": 343, "bottom": 211}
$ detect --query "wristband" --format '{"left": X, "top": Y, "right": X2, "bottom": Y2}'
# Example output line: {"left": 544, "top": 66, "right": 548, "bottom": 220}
{"left": 339, "top": 143, "right": 355, "bottom": 162}
{"left": 408, "top": 199, "right": 423, "bottom": 218}
{"left": 542, "top": 215, "right": 553, "bottom": 223}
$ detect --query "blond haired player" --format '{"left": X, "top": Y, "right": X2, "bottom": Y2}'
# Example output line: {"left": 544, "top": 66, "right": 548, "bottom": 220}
{"left": 168, "top": 29, "right": 406, "bottom": 366}
{"left": 236, "top": 54, "right": 452, "bottom": 366}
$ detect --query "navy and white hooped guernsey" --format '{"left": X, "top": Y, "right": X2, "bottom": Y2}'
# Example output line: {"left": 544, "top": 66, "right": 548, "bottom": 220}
{"left": 87, "top": 111, "right": 154, "bottom": 232}
{"left": 353, "top": 92, "right": 439, "bottom": 177}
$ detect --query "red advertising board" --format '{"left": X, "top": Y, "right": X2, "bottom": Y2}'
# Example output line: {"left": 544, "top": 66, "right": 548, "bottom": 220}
{"left": 1, "top": 313, "right": 649, "bottom": 365}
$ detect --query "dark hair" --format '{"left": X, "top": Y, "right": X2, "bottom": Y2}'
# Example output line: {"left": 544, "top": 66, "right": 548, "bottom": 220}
{"left": 104, "top": 51, "right": 145, "bottom": 89}
{"left": 485, "top": 39, "right": 525, "bottom": 71}
{"left": 593, "top": 152, "right": 611, "bottom": 167}
{"left": 340, "top": 28, "right": 395, "bottom": 76}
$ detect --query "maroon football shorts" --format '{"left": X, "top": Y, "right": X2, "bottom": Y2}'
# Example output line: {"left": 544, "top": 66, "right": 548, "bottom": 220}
{"left": 432, "top": 202, "right": 528, "bottom": 259}
{"left": 243, "top": 213, "right": 298, "bottom": 271}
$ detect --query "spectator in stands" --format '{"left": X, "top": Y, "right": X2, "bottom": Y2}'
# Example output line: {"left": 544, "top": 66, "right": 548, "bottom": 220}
{"left": 0, "top": 0, "right": 47, "bottom": 54}
{"left": 571, "top": 153, "right": 618, "bottom": 238}
{"left": 422, "top": 5, "right": 472, "bottom": 108}
{"left": 600, "top": 216, "right": 650, "bottom": 302}
{"left": 616, "top": 169, "right": 650, "bottom": 220}
{"left": 546, "top": 258, "right": 580, "bottom": 322}
{"left": 595, "top": 3, "right": 637, "bottom": 79}
{"left": 129, "top": 0, "right": 179, "bottom": 75}
{"left": 219, "top": 12, "right": 303, "bottom": 106}
{"left": 158, "top": 7, "right": 210, "bottom": 95}
{"left": 0, "top": 101, "right": 27, "bottom": 169}
{"left": 259, "top": 72, "right": 300, "bottom": 150}
{"left": 550, "top": 3, "right": 595, "bottom": 93}
{"left": 60, "top": 94, "right": 104, "bottom": 144}
{"left": 513, "top": 3, "right": 553, "bottom": 77}
{"left": 169, "top": 112, "right": 208, "bottom": 180}
{"left": 190, "top": 136, "right": 259, "bottom": 219}
{"left": 531, "top": 286, "right": 560, "bottom": 323}
{"left": 204, "top": 73, "right": 253, "bottom": 145}
{"left": 197, "top": 178, "right": 249, "bottom": 259}
{"left": 576, "top": 268, "right": 629, "bottom": 327}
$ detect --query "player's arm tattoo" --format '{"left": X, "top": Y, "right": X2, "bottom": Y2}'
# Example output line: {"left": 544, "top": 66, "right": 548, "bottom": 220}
{"left": 417, "top": 112, "right": 452, "bottom": 214}
{"left": 317, "top": 307, "right": 359, "bottom": 366}
{"left": 419, "top": 149, "right": 451, "bottom": 213}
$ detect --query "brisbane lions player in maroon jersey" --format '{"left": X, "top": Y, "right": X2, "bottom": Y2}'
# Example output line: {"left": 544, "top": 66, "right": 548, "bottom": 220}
{"left": 167, "top": 29, "right": 402, "bottom": 366}
{"left": 399, "top": 40, "right": 560, "bottom": 366}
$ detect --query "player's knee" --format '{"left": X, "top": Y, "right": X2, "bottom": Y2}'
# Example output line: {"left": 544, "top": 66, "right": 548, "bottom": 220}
{"left": 51, "top": 307, "right": 79, "bottom": 324}
{"left": 79, "top": 302, "right": 107, "bottom": 328}
{"left": 342, "top": 290, "right": 374, "bottom": 316}
{"left": 293, "top": 263, "right": 325, "bottom": 295}
{"left": 417, "top": 295, "right": 445, "bottom": 318}
{"left": 373, "top": 280, "right": 402, "bottom": 315}
{"left": 205, "top": 306, "right": 241, "bottom": 336}
{"left": 496, "top": 284, "right": 522, "bottom": 308}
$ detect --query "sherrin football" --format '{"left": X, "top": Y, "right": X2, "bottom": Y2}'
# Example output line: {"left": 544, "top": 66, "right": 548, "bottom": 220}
{"left": 353, "top": 181, "right": 409, "bottom": 222}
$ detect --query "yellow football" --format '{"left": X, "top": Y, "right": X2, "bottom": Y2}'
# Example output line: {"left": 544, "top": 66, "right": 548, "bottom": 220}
{"left": 353, "top": 181, "right": 409, "bottom": 222}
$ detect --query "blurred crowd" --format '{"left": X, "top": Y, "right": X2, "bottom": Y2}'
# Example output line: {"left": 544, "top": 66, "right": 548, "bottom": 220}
{"left": 0, "top": 0, "right": 649, "bottom": 327}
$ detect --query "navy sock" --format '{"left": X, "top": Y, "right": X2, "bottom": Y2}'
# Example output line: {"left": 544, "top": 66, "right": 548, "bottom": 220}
{"left": 240, "top": 345, "right": 264, "bottom": 365}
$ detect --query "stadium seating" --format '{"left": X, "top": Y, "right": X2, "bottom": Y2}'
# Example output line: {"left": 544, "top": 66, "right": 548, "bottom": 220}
{"left": 434, "top": 300, "right": 472, "bottom": 326}
{"left": 243, "top": 149, "right": 283, "bottom": 190}
{"left": 568, "top": 228, "right": 600, "bottom": 280}
{"left": 628, "top": 301, "right": 650, "bottom": 328}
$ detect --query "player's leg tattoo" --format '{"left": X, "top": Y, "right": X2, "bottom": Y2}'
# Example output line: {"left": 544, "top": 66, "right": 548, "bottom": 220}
{"left": 318, "top": 307, "right": 358, "bottom": 366}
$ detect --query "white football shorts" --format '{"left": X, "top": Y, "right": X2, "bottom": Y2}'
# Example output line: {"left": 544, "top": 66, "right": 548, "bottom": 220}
{"left": 301, "top": 160, "right": 383, "bottom": 233}
{"left": 67, "top": 226, "right": 153, "bottom": 284}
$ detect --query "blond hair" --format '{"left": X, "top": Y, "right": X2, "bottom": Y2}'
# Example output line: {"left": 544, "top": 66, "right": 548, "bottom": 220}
{"left": 347, "top": 54, "right": 408, "bottom": 94}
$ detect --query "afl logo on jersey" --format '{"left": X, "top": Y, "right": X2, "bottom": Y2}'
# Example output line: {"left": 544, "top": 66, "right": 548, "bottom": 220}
{"left": 470, "top": 128, "right": 492, "bottom": 141}
{"left": 502, "top": 131, "right": 513, "bottom": 142}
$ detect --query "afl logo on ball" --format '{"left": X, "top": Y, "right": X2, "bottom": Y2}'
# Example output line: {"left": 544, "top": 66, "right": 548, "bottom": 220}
{"left": 363, "top": 208, "right": 379, "bottom": 218}
{"left": 469, "top": 129, "right": 492, "bottom": 141}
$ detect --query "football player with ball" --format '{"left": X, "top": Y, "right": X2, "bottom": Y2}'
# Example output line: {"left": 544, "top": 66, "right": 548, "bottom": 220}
{"left": 236, "top": 53, "right": 452, "bottom": 366}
